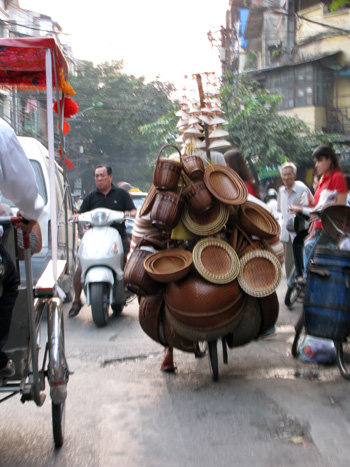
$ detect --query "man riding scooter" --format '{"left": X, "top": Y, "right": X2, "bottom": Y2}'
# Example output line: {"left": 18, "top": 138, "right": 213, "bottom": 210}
{"left": 69, "top": 165, "right": 136, "bottom": 318}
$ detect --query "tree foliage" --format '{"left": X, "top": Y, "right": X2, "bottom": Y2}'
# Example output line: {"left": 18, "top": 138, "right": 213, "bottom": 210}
{"left": 66, "top": 61, "right": 175, "bottom": 190}
{"left": 220, "top": 73, "right": 332, "bottom": 171}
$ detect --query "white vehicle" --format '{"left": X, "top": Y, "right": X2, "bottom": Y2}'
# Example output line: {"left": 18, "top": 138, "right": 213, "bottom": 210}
{"left": 1, "top": 137, "right": 77, "bottom": 298}
{"left": 77, "top": 208, "right": 133, "bottom": 327}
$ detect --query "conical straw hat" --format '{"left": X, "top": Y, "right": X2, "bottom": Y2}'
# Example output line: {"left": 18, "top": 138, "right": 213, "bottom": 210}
{"left": 208, "top": 138, "right": 231, "bottom": 149}
{"left": 197, "top": 114, "right": 212, "bottom": 125}
{"left": 209, "top": 128, "right": 229, "bottom": 138}
{"left": 210, "top": 115, "right": 228, "bottom": 125}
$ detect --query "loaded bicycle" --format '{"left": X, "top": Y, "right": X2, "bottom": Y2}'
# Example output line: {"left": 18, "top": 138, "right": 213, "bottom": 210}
{"left": 291, "top": 205, "right": 350, "bottom": 380}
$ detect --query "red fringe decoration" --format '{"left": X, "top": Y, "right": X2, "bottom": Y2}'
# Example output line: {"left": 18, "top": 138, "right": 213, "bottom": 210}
{"left": 53, "top": 97, "right": 79, "bottom": 118}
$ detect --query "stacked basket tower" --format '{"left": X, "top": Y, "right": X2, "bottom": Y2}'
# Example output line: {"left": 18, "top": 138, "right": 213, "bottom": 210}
{"left": 175, "top": 93, "right": 231, "bottom": 154}
{"left": 124, "top": 137, "right": 284, "bottom": 364}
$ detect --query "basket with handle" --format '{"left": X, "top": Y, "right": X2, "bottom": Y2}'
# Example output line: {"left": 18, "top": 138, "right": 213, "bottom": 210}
{"left": 181, "top": 153, "right": 205, "bottom": 181}
{"left": 123, "top": 233, "right": 168, "bottom": 296}
{"left": 152, "top": 144, "right": 183, "bottom": 190}
{"left": 151, "top": 184, "right": 184, "bottom": 232}
{"left": 181, "top": 173, "right": 214, "bottom": 214}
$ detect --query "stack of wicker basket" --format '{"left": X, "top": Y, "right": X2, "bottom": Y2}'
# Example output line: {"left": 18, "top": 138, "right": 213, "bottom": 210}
{"left": 124, "top": 144, "right": 283, "bottom": 356}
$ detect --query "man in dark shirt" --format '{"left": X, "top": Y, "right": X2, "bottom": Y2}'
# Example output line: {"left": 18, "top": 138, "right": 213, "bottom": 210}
{"left": 69, "top": 165, "right": 136, "bottom": 318}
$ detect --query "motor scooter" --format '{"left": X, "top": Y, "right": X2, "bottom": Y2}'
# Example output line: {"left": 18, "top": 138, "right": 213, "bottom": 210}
{"left": 77, "top": 208, "right": 134, "bottom": 327}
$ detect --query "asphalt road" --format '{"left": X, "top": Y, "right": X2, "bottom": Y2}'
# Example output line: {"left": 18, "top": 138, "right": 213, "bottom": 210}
{"left": 1, "top": 272, "right": 350, "bottom": 467}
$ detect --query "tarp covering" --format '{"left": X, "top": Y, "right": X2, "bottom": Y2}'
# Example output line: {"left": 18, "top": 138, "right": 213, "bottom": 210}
{"left": 0, "top": 37, "right": 69, "bottom": 91}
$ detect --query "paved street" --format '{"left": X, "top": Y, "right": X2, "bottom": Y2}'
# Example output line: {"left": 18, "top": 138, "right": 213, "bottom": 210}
{"left": 1, "top": 272, "right": 350, "bottom": 467}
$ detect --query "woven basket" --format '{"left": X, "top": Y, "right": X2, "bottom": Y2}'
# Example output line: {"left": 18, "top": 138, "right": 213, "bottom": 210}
{"left": 151, "top": 189, "right": 184, "bottom": 232}
{"left": 224, "top": 294, "right": 262, "bottom": 348}
{"left": 152, "top": 144, "right": 182, "bottom": 190}
{"left": 139, "top": 185, "right": 158, "bottom": 217}
{"left": 162, "top": 310, "right": 199, "bottom": 354}
{"left": 258, "top": 292, "right": 279, "bottom": 336}
{"left": 321, "top": 205, "right": 350, "bottom": 241}
{"left": 123, "top": 246, "right": 161, "bottom": 296}
{"left": 123, "top": 234, "right": 167, "bottom": 296}
{"left": 181, "top": 198, "right": 229, "bottom": 236}
{"left": 164, "top": 272, "right": 244, "bottom": 332}
{"left": 144, "top": 249, "right": 193, "bottom": 283}
{"left": 239, "top": 201, "right": 280, "bottom": 239}
{"left": 165, "top": 301, "right": 244, "bottom": 342}
{"left": 203, "top": 164, "right": 248, "bottom": 205}
{"left": 192, "top": 237, "right": 240, "bottom": 284}
{"left": 238, "top": 249, "right": 282, "bottom": 297}
{"left": 182, "top": 179, "right": 214, "bottom": 214}
{"left": 138, "top": 291, "right": 165, "bottom": 344}
{"left": 181, "top": 154, "right": 205, "bottom": 181}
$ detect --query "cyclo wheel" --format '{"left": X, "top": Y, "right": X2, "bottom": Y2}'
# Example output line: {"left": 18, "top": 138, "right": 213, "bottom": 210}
{"left": 335, "top": 337, "right": 350, "bottom": 381}
{"left": 52, "top": 402, "right": 65, "bottom": 448}
{"left": 208, "top": 340, "right": 219, "bottom": 382}
{"left": 48, "top": 298, "right": 68, "bottom": 448}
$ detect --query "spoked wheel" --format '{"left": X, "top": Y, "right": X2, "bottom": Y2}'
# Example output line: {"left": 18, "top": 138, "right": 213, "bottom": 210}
{"left": 48, "top": 298, "right": 69, "bottom": 448}
{"left": 52, "top": 402, "right": 65, "bottom": 448}
{"left": 208, "top": 340, "right": 219, "bottom": 382}
{"left": 285, "top": 286, "right": 299, "bottom": 308}
{"left": 91, "top": 283, "right": 109, "bottom": 327}
{"left": 335, "top": 337, "right": 350, "bottom": 380}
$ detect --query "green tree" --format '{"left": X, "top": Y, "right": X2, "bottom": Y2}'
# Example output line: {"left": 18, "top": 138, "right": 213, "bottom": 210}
{"left": 66, "top": 61, "right": 175, "bottom": 191}
{"left": 220, "top": 73, "right": 335, "bottom": 170}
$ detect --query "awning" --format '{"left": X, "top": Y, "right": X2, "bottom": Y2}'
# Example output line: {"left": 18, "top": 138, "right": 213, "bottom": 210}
{"left": 0, "top": 37, "right": 69, "bottom": 91}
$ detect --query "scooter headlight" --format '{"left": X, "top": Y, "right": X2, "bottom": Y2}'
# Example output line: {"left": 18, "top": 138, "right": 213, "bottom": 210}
{"left": 91, "top": 210, "right": 110, "bottom": 225}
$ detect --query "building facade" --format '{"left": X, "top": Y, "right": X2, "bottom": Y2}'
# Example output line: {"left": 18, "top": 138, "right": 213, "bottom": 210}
{"left": 222, "top": 1, "right": 350, "bottom": 135}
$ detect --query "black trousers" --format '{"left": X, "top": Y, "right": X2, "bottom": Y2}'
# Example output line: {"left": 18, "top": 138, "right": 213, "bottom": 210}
{"left": 0, "top": 244, "right": 19, "bottom": 367}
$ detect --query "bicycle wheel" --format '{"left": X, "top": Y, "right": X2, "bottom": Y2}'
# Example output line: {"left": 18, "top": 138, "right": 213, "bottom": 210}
{"left": 208, "top": 340, "right": 219, "bottom": 382}
{"left": 285, "top": 285, "right": 299, "bottom": 308}
{"left": 335, "top": 337, "right": 350, "bottom": 381}
{"left": 52, "top": 402, "right": 65, "bottom": 448}
{"left": 48, "top": 298, "right": 69, "bottom": 447}
{"left": 291, "top": 312, "right": 305, "bottom": 358}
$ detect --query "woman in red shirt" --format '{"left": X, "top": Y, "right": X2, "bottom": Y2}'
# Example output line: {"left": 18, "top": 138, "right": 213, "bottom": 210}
{"left": 293, "top": 143, "right": 347, "bottom": 281}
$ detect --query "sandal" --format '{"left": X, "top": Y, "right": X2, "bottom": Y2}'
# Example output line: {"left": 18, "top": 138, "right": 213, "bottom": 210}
{"left": 69, "top": 300, "right": 83, "bottom": 318}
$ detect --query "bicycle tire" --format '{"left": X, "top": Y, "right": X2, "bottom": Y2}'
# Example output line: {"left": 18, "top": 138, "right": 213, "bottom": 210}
{"left": 48, "top": 298, "right": 69, "bottom": 447}
{"left": 335, "top": 338, "right": 350, "bottom": 381}
{"left": 285, "top": 286, "right": 298, "bottom": 308}
{"left": 52, "top": 401, "right": 65, "bottom": 448}
{"left": 292, "top": 313, "right": 305, "bottom": 358}
{"left": 208, "top": 340, "right": 219, "bottom": 382}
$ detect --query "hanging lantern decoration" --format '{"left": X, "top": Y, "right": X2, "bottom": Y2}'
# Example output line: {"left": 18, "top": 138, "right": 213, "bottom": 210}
{"left": 57, "top": 121, "right": 71, "bottom": 134}
{"left": 58, "top": 144, "right": 75, "bottom": 170}
{"left": 53, "top": 97, "right": 79, "bottom": 118}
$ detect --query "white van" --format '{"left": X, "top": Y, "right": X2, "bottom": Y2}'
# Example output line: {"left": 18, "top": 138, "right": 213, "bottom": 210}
{"left": 2, "top": 137, "right": 77, "bottom": 299}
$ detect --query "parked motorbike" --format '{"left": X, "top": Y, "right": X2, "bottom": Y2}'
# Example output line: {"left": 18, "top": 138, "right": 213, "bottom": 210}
{"left": 77, "top": 208, "right": 134, "bottom": 327}
{"left": 284, "top": 212, "right": 310, "bottom": 308}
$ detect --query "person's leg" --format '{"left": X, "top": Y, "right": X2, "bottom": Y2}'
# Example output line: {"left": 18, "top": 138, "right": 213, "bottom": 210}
{"left": 294, "top": 231, "right": 308, "bottom": 278}
{"left": 0, "top": 245, "right": 19, "bottom": 372}
{"left": 282, "top": 241, "right": 294, "bottom": 279}
{"left": 68, "top": 263, "right": 83, "bottom": 317}
{"left": 121, "top": 233, "right": 130, "bottom": 268}
{"left": 303, "top": 233, "right": 320, "bottom": 279}
{"left": 160, "top": 347, "right": 177, "bottom": 373}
